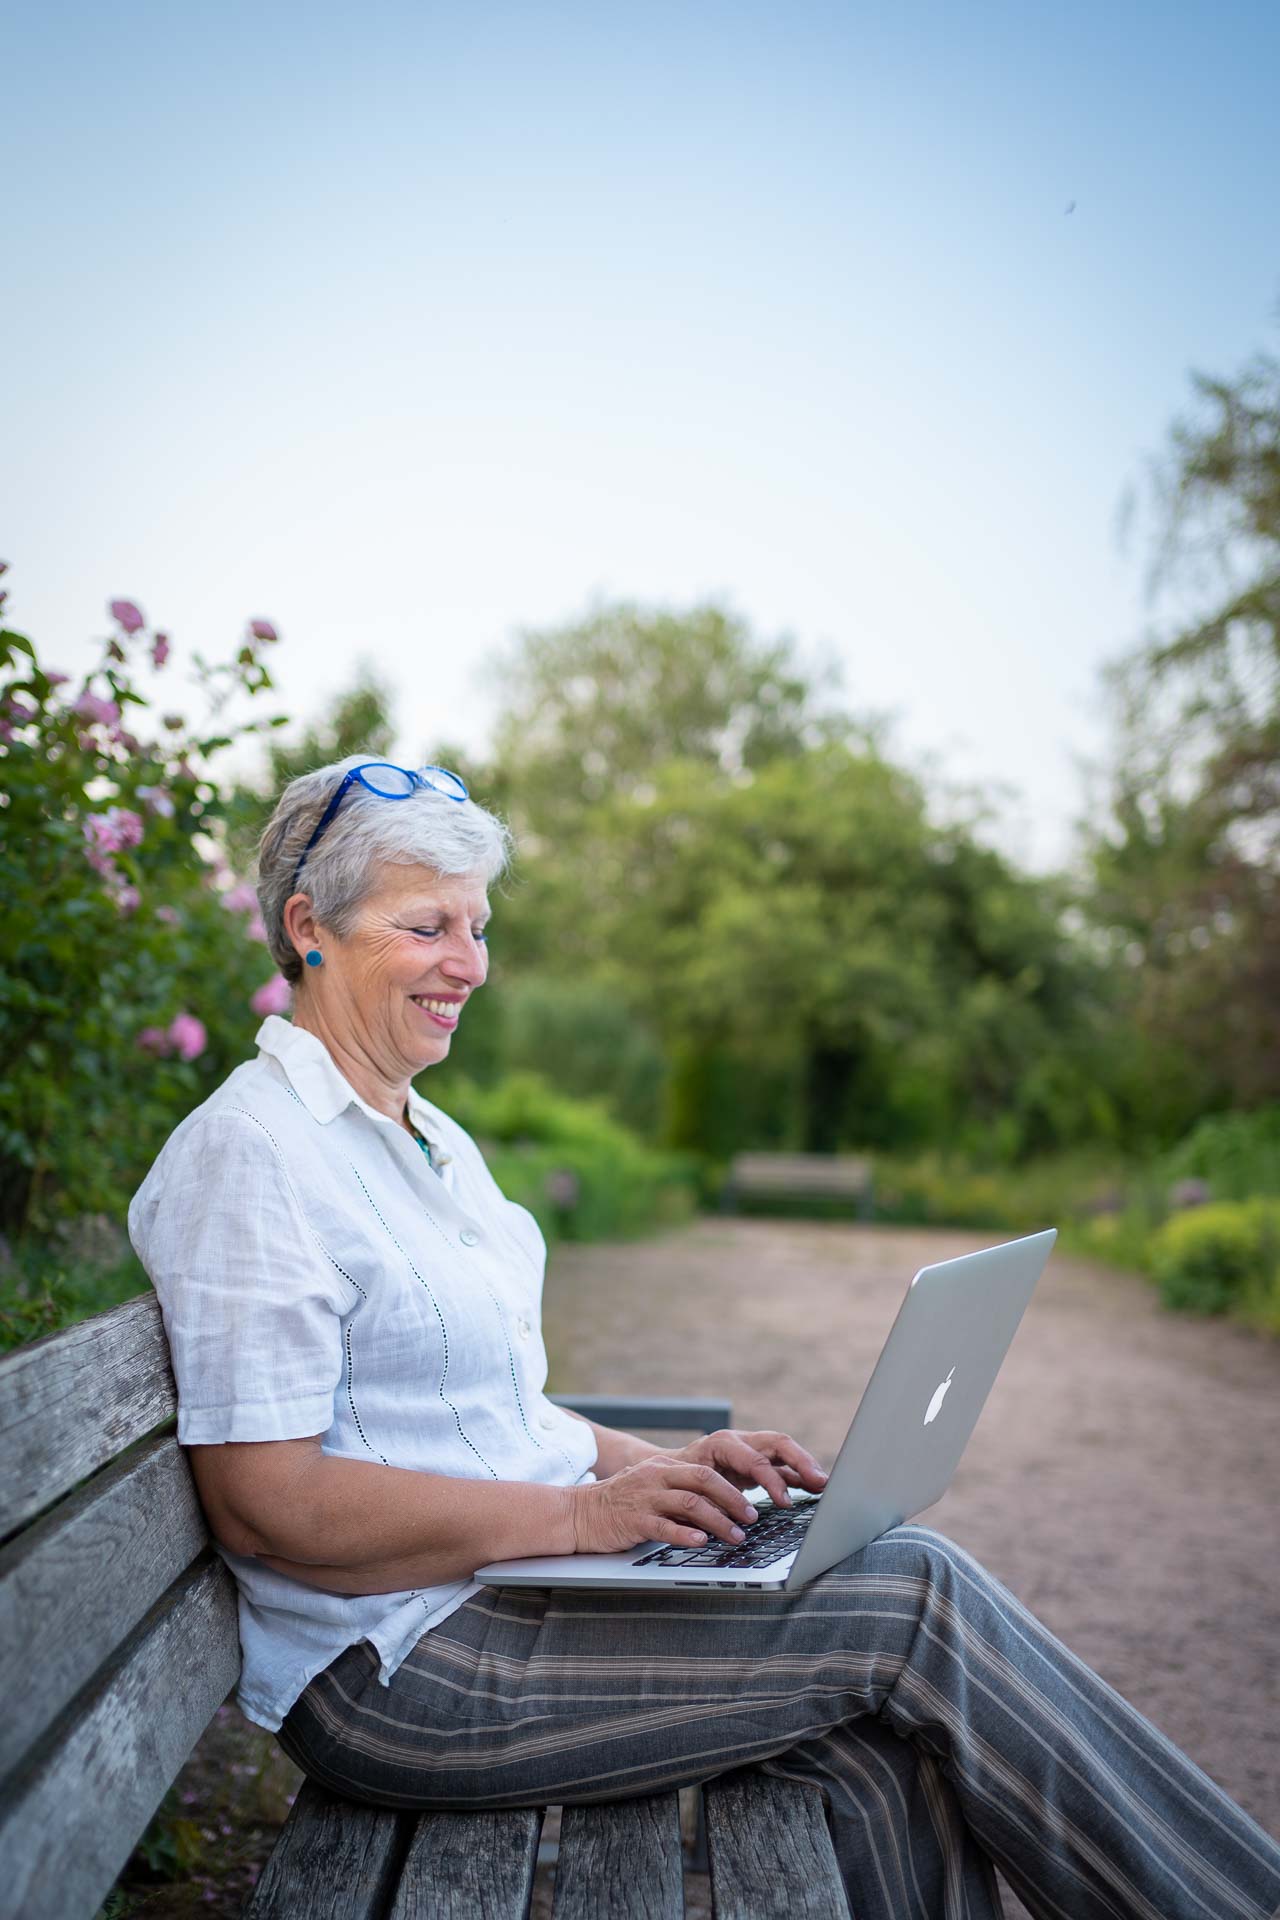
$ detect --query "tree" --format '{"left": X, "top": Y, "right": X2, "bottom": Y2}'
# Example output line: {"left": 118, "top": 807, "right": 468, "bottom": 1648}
{"left": 470, "top": 597, "right": 1108, "bottom": 1160}
{"left": 483, "top": 597, "right": 846, "bottom": 836}
{"left": 1086, "top": 339, "right": 1280, "bottom": 1123}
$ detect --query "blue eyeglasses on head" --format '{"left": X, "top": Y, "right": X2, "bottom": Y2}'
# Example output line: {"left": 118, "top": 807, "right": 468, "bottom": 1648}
{"left": 290, "top": 762, "right": 469, "bottom": 894}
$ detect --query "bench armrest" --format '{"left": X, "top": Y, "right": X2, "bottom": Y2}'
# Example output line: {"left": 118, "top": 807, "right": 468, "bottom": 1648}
{"left": 549, "top": 1394, "right": 732, "bottom": 1436}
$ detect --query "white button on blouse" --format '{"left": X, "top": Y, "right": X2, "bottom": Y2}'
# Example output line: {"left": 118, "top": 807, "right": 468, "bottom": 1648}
{"left": 127, "top": 1015, "right": 598, "bottom": 1733}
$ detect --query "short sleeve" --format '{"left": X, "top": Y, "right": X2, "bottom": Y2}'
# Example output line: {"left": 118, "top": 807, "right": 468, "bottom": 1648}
{"left": 128, "top": 1109, "right": 352, "bottom": 1445}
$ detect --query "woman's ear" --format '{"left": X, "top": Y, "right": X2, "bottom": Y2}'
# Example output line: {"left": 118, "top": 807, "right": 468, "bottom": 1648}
{"left": 282, "top": 893, "right": 323, "bottom": 969}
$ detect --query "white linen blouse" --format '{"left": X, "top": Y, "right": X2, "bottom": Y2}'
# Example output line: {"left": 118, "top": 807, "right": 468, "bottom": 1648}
{"left": 127, "top": 1014, "right": 597, "bottom": 1732}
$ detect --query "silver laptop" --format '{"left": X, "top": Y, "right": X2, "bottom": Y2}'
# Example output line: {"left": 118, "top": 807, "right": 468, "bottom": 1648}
{"left": 478, "top": 1229, "right": 1056, "bottom": 1593}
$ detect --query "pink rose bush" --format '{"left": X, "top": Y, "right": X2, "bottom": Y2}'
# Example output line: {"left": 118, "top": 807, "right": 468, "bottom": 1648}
{"left": 250, "top": 974, "right": 292, "bottom": 1017}
{"left": 135, "top": 1013, "right": 208, "bottom": 1060}
{"left": 74, "top": 692, "right": 121, "bottom": 728}
{"left": 1, "top": 562, "right": 294, "bottom": 1238}
{"left": 168, "top": 1012, "right": 208, "bottom": 1060}
{"left": 110, "top": 599, "right": 146, "bottom": 634}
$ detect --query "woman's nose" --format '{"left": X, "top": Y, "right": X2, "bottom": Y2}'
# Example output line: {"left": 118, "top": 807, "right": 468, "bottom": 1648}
{"left": 441, "top": 933, "right": 489, "bottom": 986}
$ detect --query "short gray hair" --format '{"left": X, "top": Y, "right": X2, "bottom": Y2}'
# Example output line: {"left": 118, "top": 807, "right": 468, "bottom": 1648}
{"left": 256, "top": 756, "right": 512, "bottom": 984}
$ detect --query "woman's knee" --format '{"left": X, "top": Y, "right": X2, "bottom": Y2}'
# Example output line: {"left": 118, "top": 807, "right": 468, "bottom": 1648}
{"left": 840, "top": 1522, "right": 994, "bottom": 1599}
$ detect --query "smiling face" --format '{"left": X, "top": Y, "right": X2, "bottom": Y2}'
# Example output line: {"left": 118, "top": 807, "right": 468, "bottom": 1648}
{"left": 292, "top": 862, "right": 491, "bottom": 1092}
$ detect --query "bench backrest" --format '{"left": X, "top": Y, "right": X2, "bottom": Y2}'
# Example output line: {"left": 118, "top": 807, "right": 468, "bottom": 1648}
{"left": 727, "top": 1152, "right": 873, "bottom": 1197}
{"left": 0, "top": 1293, "right": 240, "bottom": 1920}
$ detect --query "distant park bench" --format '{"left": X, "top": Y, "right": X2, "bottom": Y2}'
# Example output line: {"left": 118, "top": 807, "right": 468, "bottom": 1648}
{"left": 722, "top": 1152, "right": 874, "bottom": 1219}
{"left": 0, "top": 1294, "right": 852, "bottom": 1918}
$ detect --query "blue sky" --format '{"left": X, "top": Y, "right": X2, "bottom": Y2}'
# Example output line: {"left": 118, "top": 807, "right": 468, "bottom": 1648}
{"left": 4, "top": 0, "right": 1278, "bottom": 867}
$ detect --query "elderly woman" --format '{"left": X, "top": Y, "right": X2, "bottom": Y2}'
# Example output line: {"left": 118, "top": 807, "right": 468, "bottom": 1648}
{"left": 129, "top": 756, "right": 1280, "bottom": 1920}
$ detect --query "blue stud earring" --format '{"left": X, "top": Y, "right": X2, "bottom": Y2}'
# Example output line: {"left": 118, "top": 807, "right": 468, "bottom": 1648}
{"left": 305, "top": 949, "right": 324, "bottom": 968}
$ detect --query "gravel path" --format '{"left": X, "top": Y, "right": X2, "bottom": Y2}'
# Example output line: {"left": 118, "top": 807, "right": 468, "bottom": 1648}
{"left": 540, "top": 1218, "right": 1280, "bottom": 1908}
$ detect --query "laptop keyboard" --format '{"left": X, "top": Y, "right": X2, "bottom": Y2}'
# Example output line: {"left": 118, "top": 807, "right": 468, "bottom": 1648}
{"left": 633, "top": 1497, "right": 821, "bottom": 1571}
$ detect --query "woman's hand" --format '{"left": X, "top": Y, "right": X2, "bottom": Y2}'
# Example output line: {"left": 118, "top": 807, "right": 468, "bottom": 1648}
{"left": 665, "top": 1429, "right": 828, "bottom": 1509}
{"left": 569, "top": 1430, "right": 828, "bottom": 1555}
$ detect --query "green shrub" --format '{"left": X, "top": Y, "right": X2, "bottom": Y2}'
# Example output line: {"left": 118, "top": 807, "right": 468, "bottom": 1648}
{"left": 867, "top": 1151, "right": 1109, "bottom": 1233}
{"left": 438, "top": 1072, "right": 699, "bottom": 1243}
{"left": 1148, "top": 1200, "right": 1280, "bottom": 1318}
{"left": 0, "top": 1238, "right": 150, "bottom": 1353}
{"left": 1162, "top": 1107, "right": 1280, "bottom": 1202}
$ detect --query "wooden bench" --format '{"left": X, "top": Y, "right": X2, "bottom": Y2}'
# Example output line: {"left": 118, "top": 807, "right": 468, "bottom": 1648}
{"left": 0, "top": 1294, "right": 851, "bottom": 1918}
{"left": 722, "top": 1153, "right": 874, "bottom": 1219}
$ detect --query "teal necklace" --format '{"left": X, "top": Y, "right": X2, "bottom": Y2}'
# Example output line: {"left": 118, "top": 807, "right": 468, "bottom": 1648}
{"left": 405, "top": 1107, "right": 451, "bottom": 1173}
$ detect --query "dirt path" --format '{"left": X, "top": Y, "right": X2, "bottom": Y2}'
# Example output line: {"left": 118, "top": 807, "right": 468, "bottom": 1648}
{"left": 542, "top": 1218, "right": 1280, "bottom": 1890}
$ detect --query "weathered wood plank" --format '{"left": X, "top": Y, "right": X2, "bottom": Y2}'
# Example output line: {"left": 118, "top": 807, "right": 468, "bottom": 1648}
{"left": 552, "top": 1793, "right": 684, "bottom": 1920}
{"left": 0, "top": 1553, "right": 240, "bottom": 1920}
{"left": 0, "top": 1292, "right": 175, "bottom": 1538}
{"left": 390, "top": 1807, "right": 543, "bottom": 1920}
{"left": 0, "top": 1431, "right": 208, "bottom": 1777}
{"left": 704, "top": 1770, "right": 850, "bottom": 1920}
{"left": 244, "top": 1779, "right": 409, "bottom": 1920}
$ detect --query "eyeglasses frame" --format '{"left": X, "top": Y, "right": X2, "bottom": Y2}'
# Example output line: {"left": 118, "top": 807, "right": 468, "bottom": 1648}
{"left": 290, "top": 762, "right": 469, "bottom": 895}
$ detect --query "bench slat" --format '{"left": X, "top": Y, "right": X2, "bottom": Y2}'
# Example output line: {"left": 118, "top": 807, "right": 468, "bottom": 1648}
{"left": 0, "top": 1293, "right": 175, "bottom": 1539}
{"left": 705, "top": 1770, "right": 850, "bottom": 1919}
{"left": 552, "top": 1793, "right": 684, "bottom": 1919}
{"left": 390, "top": 1807, "right": 543, "bottom": 1920}
{"left": 244, "top": 1779, "right": 409, "bottom": 1920}
{"left": 0, "top": 1431, "right": 208, "bottom": 1779}
{"left": 0, "top": 1552, "right": 239, "bottom": 1920}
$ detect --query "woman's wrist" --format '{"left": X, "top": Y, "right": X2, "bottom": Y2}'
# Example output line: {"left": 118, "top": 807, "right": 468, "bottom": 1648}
{"left": 593, "top": 1425, "right": 664, "bottom": 1476}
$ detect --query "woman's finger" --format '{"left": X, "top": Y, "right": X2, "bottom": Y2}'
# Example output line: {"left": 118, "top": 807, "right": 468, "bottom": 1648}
{"left": 741, "top": 1430, "right": 828, "bottom": 1490}
{"left": 655, "top": 1463, "right": 758, "bottom": 1528}
{"left": 655, "top": 1489, "right": 751, "bottom": 1544}
{"left": 702, "top": 1434, "right": 797, "bottom": 1509}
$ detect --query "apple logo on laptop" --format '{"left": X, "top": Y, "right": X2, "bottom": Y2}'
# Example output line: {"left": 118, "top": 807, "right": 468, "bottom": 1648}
{"left": 924, "top": 1366, "right": 955, "bottom": 1425}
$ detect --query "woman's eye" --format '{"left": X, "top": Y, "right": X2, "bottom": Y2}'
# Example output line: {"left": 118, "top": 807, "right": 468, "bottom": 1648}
{"left": 406, "top": 925, "right": 488, "bottom": 942}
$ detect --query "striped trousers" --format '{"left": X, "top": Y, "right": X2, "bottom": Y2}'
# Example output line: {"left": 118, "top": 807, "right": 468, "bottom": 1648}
{"left": 278, "top": 1525, "right": 1280, "bottom": 1920}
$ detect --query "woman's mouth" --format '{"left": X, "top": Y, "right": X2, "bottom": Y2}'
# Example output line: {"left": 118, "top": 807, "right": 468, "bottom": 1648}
{"left": 410, "top": 995, "right": 462, "bottom": 1030}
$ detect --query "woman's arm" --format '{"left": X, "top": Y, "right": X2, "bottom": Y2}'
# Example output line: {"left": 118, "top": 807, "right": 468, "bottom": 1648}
{"left": 561, "top": 1409, "right": 664, "bottom": 1476}
{"left": 189, "top": 1437, "right": 579, "bottom": 1590}
{"left": 188, "top": 1431, "right": 767, "bottom": 1594}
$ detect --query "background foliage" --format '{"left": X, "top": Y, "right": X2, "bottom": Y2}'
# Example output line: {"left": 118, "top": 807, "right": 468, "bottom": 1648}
{"left": 3, "top": 332, "right": 1279, "bottom": 1341}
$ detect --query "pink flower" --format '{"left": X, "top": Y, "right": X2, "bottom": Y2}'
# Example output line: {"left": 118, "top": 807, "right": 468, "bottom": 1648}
{"left": 136, "top": 785, "right": 175, "bottom": 818}
{"left": 155, "top": 904, "right": 179, "bottom": 924}
{"left": 85, "top": 806, "right": 144, "bottom": 853}
{"left": 151, "top": 632, "right": 171, "bottom": 668}
{"left": 4, "top": 697, "right": 35, "bottom": 723}
{"left": 222, "top": 882, "right": 258, "bottom": 913}
{"left": 109, "top": 598, "right": 145, "bottom": 634}
{"left": 0, "top": 721, "right": 13, "bottom": 745}
{"left": 168, "top": 1012, "right": 207, "bottom": 1061}
{"left": 45, "top": 670, "right": 70, "bottom": 687}
{"left": 84, "top": 810, "right": 143, "bottom": 872}
{"left": 246, "top": 912, "right": 268, "bottom": 943}
{"left": 73, "top": 692, "right": 121, "bottom": 727}
{"left": 137, "top": 1026, "right": 172, "bottom": 1055}
{"left": 115, "top": 884, "right": 141, "bottom": 914}
{"left": 249, "top": 618, "right": 278, "bottom": 642}
{"left": 250, "top": 974, "right": 292, "bottom": 1017}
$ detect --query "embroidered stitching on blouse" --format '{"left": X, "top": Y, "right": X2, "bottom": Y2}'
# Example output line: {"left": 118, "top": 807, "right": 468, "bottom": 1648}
{"left": 345, "top": 1160, "right": 499, "bottom": 1480}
